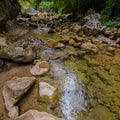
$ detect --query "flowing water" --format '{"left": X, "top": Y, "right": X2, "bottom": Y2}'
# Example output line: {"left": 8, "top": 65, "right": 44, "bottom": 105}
{"left": 39, "top": 48, "right": 86, "bottom": 120}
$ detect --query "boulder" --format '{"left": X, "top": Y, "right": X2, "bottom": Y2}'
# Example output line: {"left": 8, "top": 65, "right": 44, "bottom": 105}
{"left": 0, "top": 37, "right": 37, "bottom": 62}
{"left": 2, "top": 77, "right": 36, "bottom": 110}
{"left": 0, "top": 0, "right": 21, "bottom": 25}
{"left": 10, "top": 110, "right": 63, "bottom": 120}
{"left": 81, "top": 10, "right": 102, "bottom": 36}
{"left": 30, "top": 60, "right": 50, "bottom": 76}
{"left": 39, "top": 82, "right": 57, "bottom": 97}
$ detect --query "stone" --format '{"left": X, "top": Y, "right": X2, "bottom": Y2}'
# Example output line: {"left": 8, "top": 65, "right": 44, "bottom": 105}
{"left": 8, "top": 106, "right": 19, "bottom": 119}
{"left": 30, "top": 60, "right": 50, "bottom": 76}
{"left": 49, "top": 54, "right": 62, "bottom": 60}
{"left": 0, "top": 37, "right": 36, "bottom": 62}
{"left": 39, "top": 82, "right": 57, "bottom": 97}
{"left": 10, "top": 110, "right": 63, "bottom": 120}
{"left": 81, "top": 42, "right": 98, "bottom": 54}
{"left": 2, "top": 77, "right": 36, "bottom": 110}
{"left": 54, "top": 43, "right": 65, "bottom": 49}
{"left": 0, "top": 37, "right": 7, "bottom": 47}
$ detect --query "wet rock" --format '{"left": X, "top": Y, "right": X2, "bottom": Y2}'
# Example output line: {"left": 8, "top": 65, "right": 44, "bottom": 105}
{"left": 0, "top": 37, "right": 36, "bottom": 62}
{"left": 2, "top": 77, "right": 36, "bottom": 110}
{"left": 0, "top": 37, "right": 7, "bottom": 47}
{"left": 30, "top": 60, "right": 50, "bottom": 76}
{"left": 81, "top": 42, "right": 98, "bottom": 54}
{"left": 8, "top": 106, "right": 19, "bottom": 119}
{"left": 49, "top": 54, "right": 62, "bottom": 60}
{"left": 10, "top": 110, "right": 63, "bottom": 120}
{"left": 81, "top": 10, "right": 102, "bottom": 36}
{"left": 39, "top": 82, "right": 57, "bottom": 97}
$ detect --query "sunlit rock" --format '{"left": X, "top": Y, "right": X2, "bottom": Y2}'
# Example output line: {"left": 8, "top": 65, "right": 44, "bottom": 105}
{"left": 39, "top": 82, "right": 57, "bottom": 97}
{"left": 30, "top": 60, "right": 50, "bottom": 76}
{"left": 2, "top": 77, "right": 36, "bottom": 110}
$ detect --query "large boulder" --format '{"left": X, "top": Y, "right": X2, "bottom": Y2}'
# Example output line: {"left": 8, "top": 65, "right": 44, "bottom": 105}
{"left": 0, "top": 0, "right": 21, "bottom": 25}
{"left": 2, "top": 77, "right": 36, "bottom": 110}
{"left": 81, "top": 9, "right": 102, "bottom": 36}
{"left": 0, "top": 37, "right": 37, "bottom": 62}
{"left": 10, "top": 110, "right": 63, "bottom": 120}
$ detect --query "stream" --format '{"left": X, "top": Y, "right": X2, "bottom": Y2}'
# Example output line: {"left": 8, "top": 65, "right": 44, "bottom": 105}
{"left": 0, "top": 26, "right": 120, "bottom": 120}
{"left": 40, "top": 47, "right": 86, "bottom": 120}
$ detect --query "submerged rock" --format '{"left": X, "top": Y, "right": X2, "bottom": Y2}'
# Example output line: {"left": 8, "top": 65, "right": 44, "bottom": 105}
{"left": 39, "top": 82, "right": 57, "bottom": 97}
{"left": 2, "top": 77, "right": 36, "bottom": 110}
{"left": 10, "top": 110, "right": 63, "bottom": 120}
{"left": 30, "top": 60, "right": 50, "bottom": 76}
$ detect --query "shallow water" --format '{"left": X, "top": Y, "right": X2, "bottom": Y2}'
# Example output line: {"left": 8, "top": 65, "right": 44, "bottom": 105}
{"left": 39, "top": 47, "right": 86, "bottom": 120}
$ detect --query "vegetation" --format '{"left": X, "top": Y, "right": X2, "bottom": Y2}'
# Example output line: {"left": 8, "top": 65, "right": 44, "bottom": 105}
{"left": 19, "top": 0, "right": 120, "bottom": 27}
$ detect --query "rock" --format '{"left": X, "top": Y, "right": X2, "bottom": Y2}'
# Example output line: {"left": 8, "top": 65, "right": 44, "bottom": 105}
{"left": 2, "top": 77, "right": 36, "bottom": 110}
{"left": 107, "top": 47, "right": 115, "bottom": 52}
{"left": 8, "top": 106, "right": 19, "bottom": 119}
{"left": 8, "top": 28, "right": 29, "bottom": 40}
{"left": 25, "top": 7, "right": 37, "bottom": 16}
{"left": 10, "top": 110, "right": 63, "bottom": 120}
{"left": 0, "top": 37, "right": 36, "bottom": 62}
{"left": 81, "top": 11, "right": 102, "bottom": 36}
{"left": 0, "top": 37, "right": 7, "bottom": 47}
{"left": 81, "top": 42, "right": 98, "bottom": 54}
{"left": 30, "top": 60, "right": 50, "bottom": 76}
{"left": 49, "top": 54, "right": 62, "bottom": 60}
{"left": 54, "top": 43, "right": 65, "bottom": 49}
{"left": 103, "top": 27, "right": 120, "bottom": 40}
{"left": 77, "top": 50, "right": 86, "bottom": 57}
{"left": 39, "top": 82, "right": 57, "bottom": 97}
